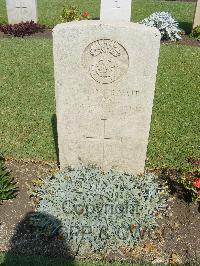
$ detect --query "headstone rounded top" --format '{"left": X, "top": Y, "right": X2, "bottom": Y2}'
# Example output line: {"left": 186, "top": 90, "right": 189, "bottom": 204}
{"left": 53, "top": 21, "right": 161, "bottom": 39}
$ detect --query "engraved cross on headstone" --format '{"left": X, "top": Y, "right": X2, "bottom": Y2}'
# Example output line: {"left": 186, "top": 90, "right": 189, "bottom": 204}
{"left": 85, "top": 119, "right": 121, "bottom": 165}
{"left": 6, "top": 0, "right": 37, "bottom": 24}
{"left": 16, "top": 1, "right": 27, "bottom": 20}
{"left": 100, "top": 0, "right": 132, "bottom": 22}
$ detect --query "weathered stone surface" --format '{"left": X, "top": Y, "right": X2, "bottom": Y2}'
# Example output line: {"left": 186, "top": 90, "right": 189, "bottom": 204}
{"left": 193, "top": 0, "right": 200, "bottom": 28}
{"left": 6, "top": 0, "right": 37, "bottom": 24}
{"left": 53, "top": 21, "right": 160, "bottom": 174}
{"left": 100, "top": 0, "right": 132, "bottom": 22}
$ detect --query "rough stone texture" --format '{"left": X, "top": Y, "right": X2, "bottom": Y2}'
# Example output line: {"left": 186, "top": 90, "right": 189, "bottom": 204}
{"left": 53, "top": 21, "right": 160, "bottom": 174}
{"left": 6, "top": 0, "right": 37, "bottom": 24}
{"left": 100, "top": 0, "right": 132, "bottom": 22}
{"left": 193, "top": 0, "right": 200, "bottom": 28}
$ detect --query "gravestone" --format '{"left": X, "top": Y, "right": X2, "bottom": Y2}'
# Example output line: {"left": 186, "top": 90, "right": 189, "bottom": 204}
{"left": 100, "top": 0, "right": 132, "bottom": 22}
{"left": 6, "top": 0, "right": 37, "bottom": 24}
{"left": 193, "top": 0, "right": 200, "bottom": 28}
{"left": 53, "top": 19, "right": 160, "bottom": 175}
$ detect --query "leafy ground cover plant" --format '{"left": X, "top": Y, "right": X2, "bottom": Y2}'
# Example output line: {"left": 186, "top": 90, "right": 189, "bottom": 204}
{"left": 179, "top": 157, "right": 200, "bottom": 202}
{"left": 190, "top": 25, "right": 200, "bottom": 39}
{"left": 0, "top": 21, "right": 45, "bottom": 37}
{"left": 0, "top": 155, "right": 17, "bottom": 202}
{"left": 60, "top": 5, "right": 90, "bottom": 22}
{"left": 30, "top": 165, "right": 168, "bottom": 256}
{"left": 141, "top": 12, "right": 182, "bottom": 41}
{"left": 179, "top": 174, "right": 200, "bottom": 202}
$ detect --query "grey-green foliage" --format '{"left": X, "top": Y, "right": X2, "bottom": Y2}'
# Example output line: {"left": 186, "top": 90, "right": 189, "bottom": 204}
{"left": 141, "top": 12, "right": 182, "bottom": 41}
{"left": 31, "top": 166, "right": 168, "bottom": 255}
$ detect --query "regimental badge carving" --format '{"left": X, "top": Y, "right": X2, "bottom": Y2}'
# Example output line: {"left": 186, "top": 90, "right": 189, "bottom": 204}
{"left": 82, "top": 39, "right": 129, "bottom": 84}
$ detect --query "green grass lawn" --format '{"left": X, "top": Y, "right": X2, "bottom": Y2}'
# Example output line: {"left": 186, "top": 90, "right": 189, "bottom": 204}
{"left": 0, "top": 39, "right": 55, "bottom": 162}
{"left": 0, "top": 38, "right": 199, "bottom": 172}
{"left": 0, "top": 0, "right": 199, "bottom": 172}
{"left": 0, "top": 252, "right": 132, "bottom": 266}
{"left": 0, "top": 0, "right": 196, "bottom": 32}
{"left": 3, "top": 252, "right": 200, "bottom": 266}
{"left": 1, "top": 252, "right": 200, "bottom": 266}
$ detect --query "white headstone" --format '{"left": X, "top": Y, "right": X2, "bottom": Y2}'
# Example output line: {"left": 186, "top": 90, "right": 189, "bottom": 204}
{"left": 100, "top": 0, "right": 132, "bottom": 22}
{"left": 53, "top": 21, "right": 160, "bottom": 174}
{"left": 6, "top": 0, "right": 37, "bottom": 24}
{"left": 193, "top": 0, "right": 200, "bottom": 28}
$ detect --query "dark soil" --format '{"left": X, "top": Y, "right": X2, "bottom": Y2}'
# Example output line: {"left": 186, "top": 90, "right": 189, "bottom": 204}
{"left": 0, "top": 160, "right": 200, "bottom": 264}
{"left": 162, "top": 35, "right": 200, "bottom": 47}
{"left": 157, "top": 171, "right": 200, "bottom": 264}
{"left": 0, "top": 160, "right": 58, "bottom": 253}
{"left": 161, "top": 197, "right": 200, "bottom": 263}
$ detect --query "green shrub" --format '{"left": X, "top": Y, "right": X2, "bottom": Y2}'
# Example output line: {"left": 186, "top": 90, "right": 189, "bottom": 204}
{"left": 0, "top": 155, "right": 17, "bottom": 201}
{"left": 190, "top": 25, "right": 200, "bottom": 39}
{"left": 30, "top": 166, "right": 168, "bottom": 255}
{"left": 60, "top": 5, "right": 90, "bottom": 23}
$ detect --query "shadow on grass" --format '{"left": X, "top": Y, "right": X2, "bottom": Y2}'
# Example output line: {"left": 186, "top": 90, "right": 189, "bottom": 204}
{"left": 51, "top": 114, "right": 59, "bottom": 166}
{"left": 1, "top": 212, "right": 76, "bottom": 266}
{"left": 179, "top": 21, "right": 193, "bottom": 34}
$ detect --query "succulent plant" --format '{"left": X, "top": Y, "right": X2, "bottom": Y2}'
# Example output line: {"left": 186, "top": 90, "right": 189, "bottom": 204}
{"left": 31, "top": 165, "right": 168, "bottom": 255}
